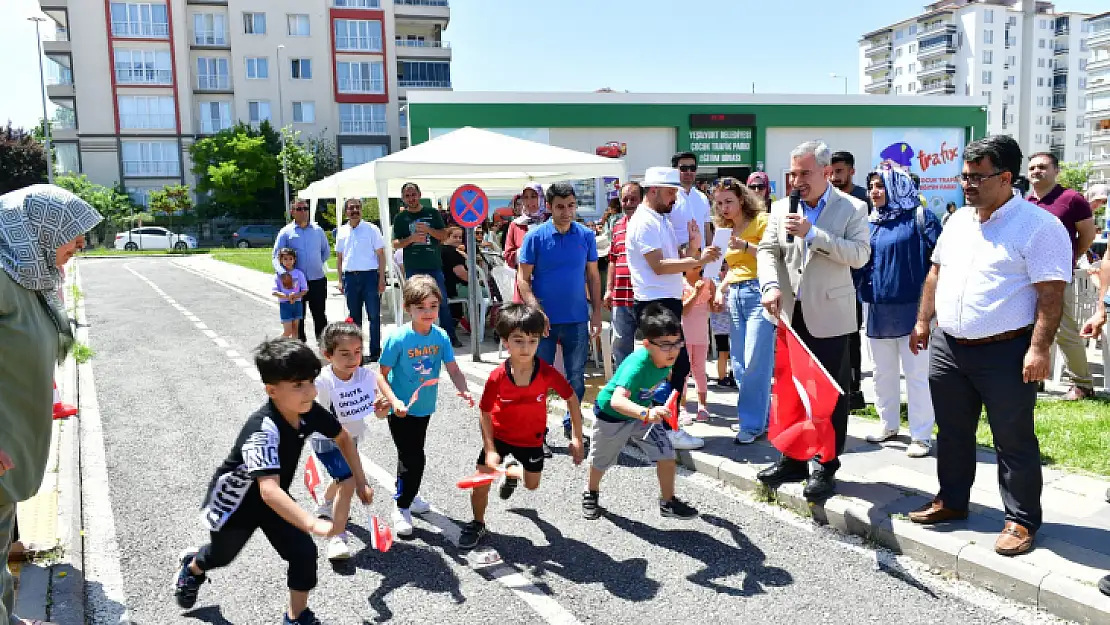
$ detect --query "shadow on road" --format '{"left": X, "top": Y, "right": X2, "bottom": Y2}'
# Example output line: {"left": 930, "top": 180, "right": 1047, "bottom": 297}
{"left": 182, "top": 605, "right": 235, "bottom": 625}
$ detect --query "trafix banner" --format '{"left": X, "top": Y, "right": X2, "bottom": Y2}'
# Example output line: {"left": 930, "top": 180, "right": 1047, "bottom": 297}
{"left": 872, "top": 128, "right": 964, "bottom": 214}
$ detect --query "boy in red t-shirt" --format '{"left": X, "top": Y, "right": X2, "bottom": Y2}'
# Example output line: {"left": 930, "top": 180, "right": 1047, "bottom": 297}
{"left": 459, "top": 304, "right": 585, "bottom": 549}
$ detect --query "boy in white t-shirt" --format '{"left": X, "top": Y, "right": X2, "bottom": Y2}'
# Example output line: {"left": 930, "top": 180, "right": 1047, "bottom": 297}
{"left": 310, "top": 322, "right": 404, "bottom": 560}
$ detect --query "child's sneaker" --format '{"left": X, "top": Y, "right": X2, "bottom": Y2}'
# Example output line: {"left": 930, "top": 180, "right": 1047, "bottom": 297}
{"left": 678, "top": 411, "right": 696, "bottom": 427}
{"left": 582, "top": 490, "right": 601, "bottom": 520}
{"left": 313, "top": 499, "right": 334, "bottom": 520}
{"left": 695, "top": 407, "right": 711, "bottom": 423}
{"left": 498, "top": 459, "right": 522, "bottom": 500}
{"left": 660, "top": 496, "right": 699, "bottom": 520}
{"left": 393, "top": 506, "right": 414, "bottom": 537}
{"left": 325, "top": 533, "right": 352, "bottom": 561}
{"left": 409, "top": 495, "right": 432, "bottom": 514}
{"left": 173, "top": 550, "right": 206, "bottom": 609}
{"left": 458, "top": 520, "right": 488, "bottom": 549}
{"left": 283, "top": 607, "right": 323, "bottom": 624}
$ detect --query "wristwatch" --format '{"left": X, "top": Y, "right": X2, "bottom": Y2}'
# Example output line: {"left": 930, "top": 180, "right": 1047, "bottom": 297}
{"left": 639, "top": 409, "right": 649, "bottom": 421}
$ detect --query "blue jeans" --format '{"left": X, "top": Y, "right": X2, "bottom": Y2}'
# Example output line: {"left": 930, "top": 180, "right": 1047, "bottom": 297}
{"left": 610, "top": 305, "right": 638, "bottom": 367}
{"left": 343, "top": 270, "right": 381, "bottom": 359}
{"left": 405, "top": 267, "right": 457, "bottom": 342}
{"left": 728, "top": 280, "right": 776, "bottom": 436}
{"left": 537, "top": 322, "right": 589, "bottom": 431}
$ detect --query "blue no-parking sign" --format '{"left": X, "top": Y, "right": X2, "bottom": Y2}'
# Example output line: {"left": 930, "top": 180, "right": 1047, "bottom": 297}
{"left": 449, "top": 184, "right": 489, "bottom": 228}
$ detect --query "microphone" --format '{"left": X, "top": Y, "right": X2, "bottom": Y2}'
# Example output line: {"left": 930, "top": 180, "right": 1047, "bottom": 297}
{"left": 786, "top": 189, "right": 801, "bottom": 243}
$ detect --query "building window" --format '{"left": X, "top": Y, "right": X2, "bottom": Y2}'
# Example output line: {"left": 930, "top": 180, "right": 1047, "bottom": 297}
{"left": 292, "top": 101, "right": 315, "bottom": 123}
{"left": 1007, "top": 55, "right": 1015, "bottom": 66}
{"left": 895, "top": 67, "right": 903, "bottom": 77}
{"left": 247, "top": 101, "right": 271, "bottom": 126}
{"left": 909, "top": 24, "right": 918, "bottom": 35}
{"left": 118, "top": 95, "right": 175, "bottom": 129}
{"left": 335, "top": 0, "right": 381, "bottom": 6}
{"left": 1038, "top": 96, "right": 1044, "bottom": 105}
{"left": 121, "top": 140, "right": 179, "bottom": 177}
{"left": 983, "top": 70, "right": 992, "bottom": 84}
{"left": 193, "top": 13, "right": 226, "bottom": 46}
{"left": 334, "top": 19, "right": 383, "bottom": 52}
{"left": 287, "top": 14, "right": 310, "bottom": 36}
{"left": 399, "top": 107, "right": 407, "bottom": 131}
{"left": 1038, "top": 58, "right": 1045, "bottom": 68}
{"left": 110, "top": 2, "right": 169, "bottom": 38}
{"left": 908, "top": 44, "right": 916, "bottom": 54}
{"left": 340, "top": 144, "right": 386, "bottom": 169}
{"left": 339, "top": 103, "right": 386, "bottom": 134}
{"left": 337, "top": 61, "right": 384, "bottom": 93}
{"left": 895, "top": 48, "right": 903, "bottom": 59}
{"left": 908, "top": 62, "right": 915, "bottom": 72}
{"left": 983, "top": 50, "right": 993, "bottom": 64}
{"left": 126, "top": 186, "right": 158, "bottom": 207}
{"left": 1081, "top": 39, "right": 1088, "bottom": 52}
{"left": 1038, "top": 77, "right": 1045, "bottom": 86}
{"left": 1009, "top": 95, "right": 1015, "bottom": 105}
{"left": 243, "top": 12, "right": 266, "bottom": 34}
{"left": 1039, "top": 38, "right": 1046, "bottom": 48}
{"left": 895, "top": 28, "right": 904, "bottom": 41}
{"left": 397, "top": 61, "right": 451, "bottom": 88}
{"left": 983, "top": 30, "right": 994, "bottom": 44}
{"left": 198, "top": 101, "right": 231, "bottom": 133}
{"left": 245, "top": 57, "right": 269, "bottom": 79}
{"left": 1080, "top": 78, "right": 1087, "bottom": 89}
{"left": 196, "top": 57, "right": 229, "bottom": 90}
{"left": 1080, "top": 59, "right": 1087, "bottom": 71}
{"left": 909, "top": 82, "right": 916, "bottom": 92}
{"left": 1008, "top": 16, "right": 1017, "bottom": 27}
{"left": 1036, "top": 134, "right": 1042, "bottom": 143}
{"left": 114, "top": 49, "right": 172, "bottom": 84}
{"left": 984, "top": 9, "right": 994, "bottom": 24}
{"left": 290, "top": 58, "right": 312, "bottom": 79}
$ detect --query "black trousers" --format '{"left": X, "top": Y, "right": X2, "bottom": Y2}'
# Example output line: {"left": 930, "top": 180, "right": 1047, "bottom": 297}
{"left": 193, "top": 506, "right": 318, "bottom": 592}
{"left": 297, "top": 278, "right": 329, "bottom": 343}
{"left": 849, "top": 299, "right": 863, "bottom": 396}
{"left": 930, "top": 330, "right": 1042, "bottom": 532}
{"left": 634, "top": 298, "right": 690, "bottom": 390}
{"left": 389, "top": 415, "right": 432, "bottom": 509}
{"left": 779, "top": 302, "right": 851, "bottom": 474}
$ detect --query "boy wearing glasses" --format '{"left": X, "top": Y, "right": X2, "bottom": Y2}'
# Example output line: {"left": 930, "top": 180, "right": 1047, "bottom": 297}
{"left": 581, "top": 303, "right": 698, "bottom": 521}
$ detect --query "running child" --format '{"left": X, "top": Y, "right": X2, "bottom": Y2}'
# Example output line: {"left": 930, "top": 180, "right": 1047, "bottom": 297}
{"left": 175, "top": 338, "right": 374, "bottom": 625}
{"left": 379, "top": 275, "right": 474, "bottom": 536}
{"left": 680, "top": 267, "right": 713, "bottom": 423}
{"left": 274, "top": 248, "right": 308, "bottom": 339}
{"left": 458, "top": 304, "right": 584, "bottom": 549}
{"left": 582, "top": 304, "right": 698, "bottom": 521}
{"left": 310, "top": 322, "right": 403, "bottom": 560}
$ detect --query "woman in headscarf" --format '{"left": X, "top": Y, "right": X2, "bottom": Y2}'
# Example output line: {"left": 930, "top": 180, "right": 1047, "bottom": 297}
{"left": 746, "top": 171, "right": 772, "bottom": 209}
{"left": 1, "top": 185, "right": 101, "bottom": 624}
{"left": 502, "top": 183, "right": 547, "bottom": 270}
{"left": 853, "top": 166, "right": 940, "bottom": 459}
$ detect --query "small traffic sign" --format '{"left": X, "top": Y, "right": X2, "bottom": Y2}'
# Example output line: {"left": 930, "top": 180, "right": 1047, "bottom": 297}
{"left": 449, "top": 184, "right": 489, "bottom": 229}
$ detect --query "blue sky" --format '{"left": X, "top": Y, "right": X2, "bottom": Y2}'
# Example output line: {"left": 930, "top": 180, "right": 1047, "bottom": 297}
{"left": 3, "top": 0, "right": 1108, "bottom": 129}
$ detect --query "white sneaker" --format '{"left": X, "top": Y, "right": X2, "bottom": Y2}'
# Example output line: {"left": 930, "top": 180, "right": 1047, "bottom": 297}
{"left": 668, "top": 429, "right": 704, "bottom": 450}
{"left": 865, "top": 427, "right": 900, "bottom": 443}
{"left": 314, "top": 499, "right": 334, "bottom": 520}
{"left": 678, "top": 412, "right": 696, "bottom": 427}
{"left": 409, "top": 495, "right": 432, "bottom": 514}
{"left": 392, "top": 506, "right": 414, "bottom": 537}
{"left": 906, "top": 440, "right": 933, "bottom": 458}
{"left": 326, "top": 533, "right": 352, "bottom": 561}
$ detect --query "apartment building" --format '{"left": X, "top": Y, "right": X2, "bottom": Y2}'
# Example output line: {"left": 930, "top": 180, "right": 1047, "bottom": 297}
{"left": 858, "top": 0, "right": 1090, "bottom": 164}
{"left": 1085, "top": 11, "right": 1110, "bottom": 183}
{"left": 36, "top": 0, "right": 452, "bottom": 206}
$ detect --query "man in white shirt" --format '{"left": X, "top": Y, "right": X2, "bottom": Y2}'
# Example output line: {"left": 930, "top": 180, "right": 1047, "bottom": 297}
{"left": 670, "top": 151, "right": 712, "bottom": 250}
{"left": 626, "top": 166, "right": 721, "bottom": 450}
{"left": 907, "top": 135, "right": 1072, "bottom": 558}
{"left": 336, "top": 198, "right": 387, "bottom": 362}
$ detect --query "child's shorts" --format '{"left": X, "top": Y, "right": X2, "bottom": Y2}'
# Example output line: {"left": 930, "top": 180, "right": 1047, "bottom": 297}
{"left": 279, "top": 300, "right": 303, "bottom": 323}
{"left": 714, "top": 333, "right": 730, "bottom": 353}
{"left": 311, "top": 436, "right": 360, "bottom": 481}
{"left": 588, "top": 410, "right": 675, "bottom": 471}
{"left": 476, "top": 438, "right": 545, "bottom": 474}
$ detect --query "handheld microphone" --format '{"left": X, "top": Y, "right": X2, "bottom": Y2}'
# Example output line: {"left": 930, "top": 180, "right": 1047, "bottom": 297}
{"left": 786, "top": 189, "right": 801, "bottom": 243}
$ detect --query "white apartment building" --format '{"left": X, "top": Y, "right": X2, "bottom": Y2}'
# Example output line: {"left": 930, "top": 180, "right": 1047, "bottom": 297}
{"left": 36, "top": 0, "right": 452, "bottom": 206}
{"left": 1085, "top": 11, "right": 1110, "bottom": 183}
{"left": 859, "top": 0, "right": 1090, "bottom": 164}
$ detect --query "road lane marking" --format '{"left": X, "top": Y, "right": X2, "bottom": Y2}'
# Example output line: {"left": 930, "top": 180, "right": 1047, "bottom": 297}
{"left": 213, "top": 338, "right": 229, "bottom": 348}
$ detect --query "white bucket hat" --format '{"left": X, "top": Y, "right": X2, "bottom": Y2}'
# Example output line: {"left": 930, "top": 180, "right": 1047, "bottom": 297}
{"left": 641, "top": 167, "right": 682, "bottom": 189}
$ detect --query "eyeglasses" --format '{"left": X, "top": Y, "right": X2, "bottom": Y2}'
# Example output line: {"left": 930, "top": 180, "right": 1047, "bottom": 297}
{"left": 958, "top": 171, "right": 1005, "bottom": 187}
{"left": 648, "top": 338, "right": 685, "bottom": 352}
{"left": 346, "top": 205, "right": 362, "bottom": 211}
{"left": 678, "top": 165, "right": 698, "bottom": 173}
{"left": 291, "top": 205, "right": 309, "bottom": 212}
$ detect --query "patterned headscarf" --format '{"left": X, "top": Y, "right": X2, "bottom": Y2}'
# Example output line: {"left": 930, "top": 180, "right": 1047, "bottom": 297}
{"left": 0, "top": 184, "right": 102, "bottom": 305}
{"left": 869, "top": 165, "right": 918, "bottom": 223}
{"left": 746, "top": 171, "right": 770, "bottom": 196}
{"left": 513, "top": 182, "right": 548, "bottom": 225}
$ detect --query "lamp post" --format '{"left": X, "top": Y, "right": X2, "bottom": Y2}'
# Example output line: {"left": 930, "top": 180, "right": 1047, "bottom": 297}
{"left": 276, "top": 44, "right": 290, "bottom": 211}
{"left": 30, "top": 16, "right": 55, "bottom": 183}
{"left": 830, "top": 73, "right": 849, "bottom": 95}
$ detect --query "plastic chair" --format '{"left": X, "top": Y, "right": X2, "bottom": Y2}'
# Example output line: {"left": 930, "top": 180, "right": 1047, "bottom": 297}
{"left": 491, "top": 265, "right": 518, "bottom": 359}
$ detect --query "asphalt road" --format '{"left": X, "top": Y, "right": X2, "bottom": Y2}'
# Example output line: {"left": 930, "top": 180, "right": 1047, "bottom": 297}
{"left": 78, "top": 257, "right": 1046, "bottom": 625}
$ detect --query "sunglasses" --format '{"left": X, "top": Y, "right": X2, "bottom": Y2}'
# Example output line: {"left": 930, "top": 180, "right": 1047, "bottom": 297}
{"left": 678, "top": 165, "right": 698, "bottom": 173}
{"left": 748, "top": 184, "right": 766, "bottom": 190}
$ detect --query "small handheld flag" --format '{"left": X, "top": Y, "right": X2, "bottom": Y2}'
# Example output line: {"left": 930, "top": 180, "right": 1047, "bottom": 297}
{"left": 369, "top": 515, "right": 393, "bottom": 553}
{"left": 303, "top": 454, "right": 323, "bottom": 503}
{"left": 407, "top": 378, "right": 439, "bottom": 409}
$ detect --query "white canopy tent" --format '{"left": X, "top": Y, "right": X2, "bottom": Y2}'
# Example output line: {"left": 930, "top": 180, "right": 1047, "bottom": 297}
{"left": 297, "top": 126, "right": 627, "bottom": 324}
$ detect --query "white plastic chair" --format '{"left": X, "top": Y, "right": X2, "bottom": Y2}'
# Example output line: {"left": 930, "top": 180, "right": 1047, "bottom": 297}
{"left": 491, "top": 265, "right": 518, "bottom": 359}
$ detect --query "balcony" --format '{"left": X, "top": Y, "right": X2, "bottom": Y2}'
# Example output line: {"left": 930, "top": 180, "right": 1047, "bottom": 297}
{"left": 336, "top": 36, "right": 384, "bottom": 52}
{"left": 863, "top": 78, "right": 891, "bottom": 93}
{"left": 919, "top": 81, "right": 956, "bottom": 95}
{"left": 335, "top": 0, "right": 380, "bottom": 6}
{"left": 1089, "top": 27, "right": 1110, "bottom": 49}
{"left": 863, "top": 39, "right": 892, "bottom": 57}
{"left": 1054, "top": 44, "right": 1069, "bottom": 57}
{"left": 1088, "top": 76, "right": 1110, "bottom": 95}
{"left": 1088, "top": 103, "right": 1110, "bottom": 121}
{"left": 917, "top": 62, "right": 955, "bottom": 80}
{"left": 195, "top": 74, "right": 230, "bottom": 91}
{"left": 1051, "top": 121, "right": 1067, "bottom": 131}
{"left": 1052, "top": 97, "right": 1068, "bottom": 112}
{"left": 338, "top": 78, "right": 384, "bottom": 94}
{"left": 115, "top": 68, "right": 172, "bottom": 85}
{"left": 122, "top": 160, "right": 179, "bottom": 177}
{"left": 394, "top": 38, "right": 452, "bottom": 60}
{"left": 1055, "top": 19, "right": 1070, "bottom": 36}
{"left": 46, "top": 66, "right": 73, "bottom": 98}
{"left": 198, "top": 117, "right": 232, "bottom": 134}
{"left": 397, "top": 79, "right": 451, "bottom": 88}
{"left": 193, "top": 30, "right": 227, "bottom": 47}
{"left": 1093, "top": 153, "right": 1110, "bottom": 168}
{"left": 1089, "top": 57, "right": 1110, "bottom": 73}
{"left": 1089, "top": 128, "right": 1110, "bottom": 145}
{"left": 916, "top": 23, "right": 956, "bottom": 40}
{"left": 394, "top": 0, "right": 449, "bottom": 24}
{"left": 111, "top": 20, "right": 169, "bottom": 39}
{"left": 339, "top": 120, "right": 386, "bottom": 134}
{"left": 918, "top": 38, "right": 957, "bottom": 60}
{"left": 864, "top": 59, "right": 892, "bottom": 74}
{"left": 1054, "top": 64, "right": 1069, "bottom": 76}
{"left": 42, "top": 26, "right": 70, "bottom": 55}
{"left": 120, "top": 113, "right": 175, "bottom": 130}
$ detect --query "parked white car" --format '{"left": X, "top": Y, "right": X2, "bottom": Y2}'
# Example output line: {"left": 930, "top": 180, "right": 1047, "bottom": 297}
{"left": 114, "top": 227, "right": 198, "bottom": 251}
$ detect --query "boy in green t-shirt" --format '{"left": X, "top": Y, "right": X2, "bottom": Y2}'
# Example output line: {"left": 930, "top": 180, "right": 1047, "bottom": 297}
{"left": 582, "top": 303, "right": 698, "bottom": 521}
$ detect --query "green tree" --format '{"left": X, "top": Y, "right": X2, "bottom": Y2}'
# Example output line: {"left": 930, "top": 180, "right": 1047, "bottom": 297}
{"left": 0, "top": 122, "right": 48, "bottom": 194}
{"left": 1057, "top": 161, "right": 1093, "bottom": 193}
{"left": 279, "top": 127, "right": 315, "bottom": 193}
{"left": 149, "top": 184, "right": 193, "bottom": 235}
{"left": 53, "top": 174, "right": 136, "bottom": 245}
{"left": 189, "top": 122, "right": 283, "bottom": 220}
{"left": 308, "top": 135, "right": 340, "bottom": 183}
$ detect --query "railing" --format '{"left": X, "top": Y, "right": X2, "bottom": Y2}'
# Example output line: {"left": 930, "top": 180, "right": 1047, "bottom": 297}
{"left": 1055, "top": 45, "right": 1069, "bottom": 55}
{"left": 1051, "top": 122, "right": 1067, "bottom": 131}
{"left": 395, "top": 0, "right": 448, "bottom": 6}
{"left": 398, "top": 79, "right": 450, "bottom": 88}
{"left": 122, "top": 160, "right": 179, "bottom": 176}
{"left": 196, "top": 74, "right": 230, "bottom": 90}
{"left": 53, "top": 109, "right": 76, "bottom": 130}
{"left": 111, "top": 21, "right": 169, "bottom": 38}
{"left": 340, "top": 120, "right": 386, "bottom": 134}
{"left": 395, "top": 39, "right": 450, "bottom": 48}
{"left": 48, "top": 67, "right": 73, "bottom": 86}
{"left": 120, "top": 113, "right": 175, "bottom": 130}
{"left": 335, "top": 0, "right": 380, "bottom": 6}
{"left": 44, "top": 26, "right": 69, "bottom": 42}
{"left": 193, "top": 31, "right": 226, "bottom": 45}
{"left": 199, "top": 118, "right": 232, "bottom": 133}
{"left": 338, "top": 78, "right": 384, "bottom": 93}
{"left": 335, "top": 37, "right": 382, "bottom": 51}
{"left": 115, "top": 68, "right": 172, "bottom": 84}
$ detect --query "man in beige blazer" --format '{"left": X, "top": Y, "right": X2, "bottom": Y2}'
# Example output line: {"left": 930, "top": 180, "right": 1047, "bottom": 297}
{"left": 756, "top": 140, "right": 871, "bottom": 500}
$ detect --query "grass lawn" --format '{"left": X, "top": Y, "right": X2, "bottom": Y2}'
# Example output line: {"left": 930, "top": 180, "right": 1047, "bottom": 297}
{"left": 210, "top": 248, "right": 338, "bottom": 279}
{"left": 852, "top": 398, "right": 1110, "bottom": 477}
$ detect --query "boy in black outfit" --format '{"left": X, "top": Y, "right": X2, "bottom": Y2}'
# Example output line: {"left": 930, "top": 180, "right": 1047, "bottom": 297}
{"left": 174, "top": 338, "right": 374, "bottom": 625}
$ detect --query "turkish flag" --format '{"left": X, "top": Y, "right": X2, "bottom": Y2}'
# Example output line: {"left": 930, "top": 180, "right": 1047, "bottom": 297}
{"left": 303, "top": 454, "right": 323, "bottom": 503}
{"left": 767, "top": 319, "right": 843, "bottom": 463}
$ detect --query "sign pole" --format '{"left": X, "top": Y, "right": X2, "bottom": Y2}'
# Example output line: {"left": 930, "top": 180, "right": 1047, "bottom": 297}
{"left": 466, "top": 226, "right": 480, "bottom": 362}
{"left": 449, "top": 184, "right": 490, "bottom": 363}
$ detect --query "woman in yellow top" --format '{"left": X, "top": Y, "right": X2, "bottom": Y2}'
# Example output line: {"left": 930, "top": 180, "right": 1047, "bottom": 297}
{"left": 710, "top": 178, "right": 776, "bottom": 444}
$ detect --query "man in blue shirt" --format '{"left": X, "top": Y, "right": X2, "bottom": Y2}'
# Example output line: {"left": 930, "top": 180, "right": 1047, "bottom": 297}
{"left": 517, "top": 183, "right": 602, "bottom": 455}
{"left": 273, "top": 199, "right": 331, "bottom": 342}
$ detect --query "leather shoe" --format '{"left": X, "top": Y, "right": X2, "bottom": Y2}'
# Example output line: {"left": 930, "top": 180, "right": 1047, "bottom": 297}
{"left": 908, "top": 498, "right": 969, "bottom": 524}
{"left": 757, "top": 458, "right": 809, "bottom": 486}
{"left": 994, "top": 521, "right": 1034, "bottom": 556}
{"left": 802, "top": 469, "right": 836, "bottom": 500}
